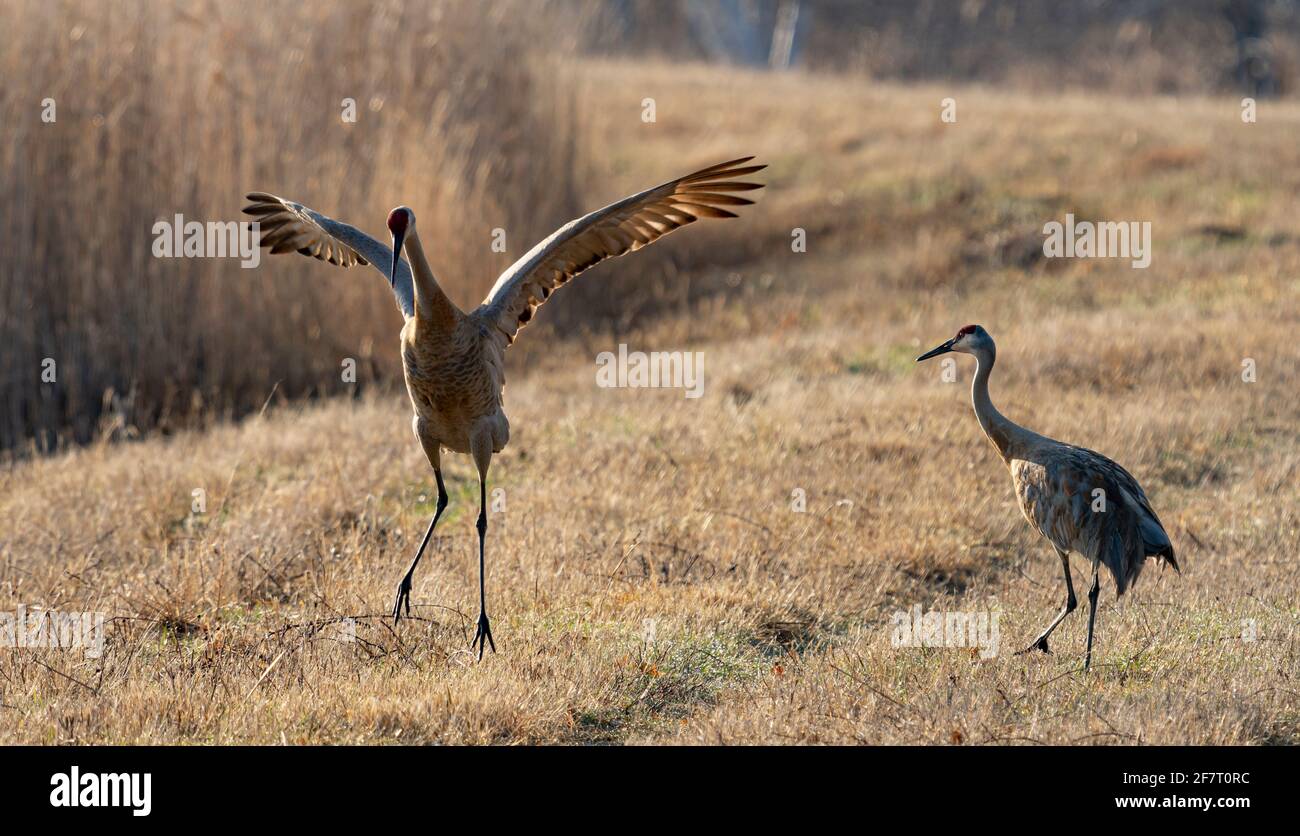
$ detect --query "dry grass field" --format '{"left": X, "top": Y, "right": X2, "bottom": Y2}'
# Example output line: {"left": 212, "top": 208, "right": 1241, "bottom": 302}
{"left": 2, "top": 58, "right": 1298, "bottom": 745}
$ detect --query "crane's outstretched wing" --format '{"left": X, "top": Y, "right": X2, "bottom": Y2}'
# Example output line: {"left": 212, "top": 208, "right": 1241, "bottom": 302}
{"left": 475, "top": 156, "right": 765, "bottom": 346}
{"left": 242, "top": 193, "right": 414, "bottom": 318}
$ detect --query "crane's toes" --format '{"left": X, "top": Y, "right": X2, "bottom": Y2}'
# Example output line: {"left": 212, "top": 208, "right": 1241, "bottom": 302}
{"left": 392, "top": 578, "right": 413, "bottom": 626}
{"left": 471, "top": 612, "right": 496, "bottom": 660}
{"left": 1015, "top": 636, "right": 1052, "bottom": 656}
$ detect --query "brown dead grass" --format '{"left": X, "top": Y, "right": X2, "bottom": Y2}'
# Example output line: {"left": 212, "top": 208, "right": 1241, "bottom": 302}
{"left": 1, "top": 61, "right": 1298, "bottom": 744}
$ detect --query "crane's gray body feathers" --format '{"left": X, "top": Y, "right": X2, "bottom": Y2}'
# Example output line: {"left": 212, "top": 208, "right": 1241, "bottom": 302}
{"left": 1010, "top": 442, "right": 1177, "bottom": 595}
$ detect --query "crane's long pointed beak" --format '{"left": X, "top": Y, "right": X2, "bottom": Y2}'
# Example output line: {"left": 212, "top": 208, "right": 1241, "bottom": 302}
{"left": 389, "top": 228, "right": 406, "bottom": 289}
{"left": 916, "top": 339, "right": 955, "bottom": 362}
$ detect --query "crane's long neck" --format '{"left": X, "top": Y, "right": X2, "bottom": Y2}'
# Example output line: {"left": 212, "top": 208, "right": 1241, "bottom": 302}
{"left": 404, "top": 228, "right": 460, "bottom": 331}
{"left": 970, "top": 345, "right": 1024, "bottom": 461}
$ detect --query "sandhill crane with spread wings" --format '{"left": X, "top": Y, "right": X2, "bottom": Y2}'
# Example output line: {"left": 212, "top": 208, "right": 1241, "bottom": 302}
{"left": 244, "top": 157, "right": 765, "bottom": 658}
{"left": 917, "top": 325, "right": 1179, "bottom": 669}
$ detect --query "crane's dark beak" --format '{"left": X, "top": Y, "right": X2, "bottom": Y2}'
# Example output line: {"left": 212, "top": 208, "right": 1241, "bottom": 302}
{"left": 389, "top": 228, "right": 406, "bottom": 290}
{"left": 916, "top": 338, "right": 955, "bottom": 362}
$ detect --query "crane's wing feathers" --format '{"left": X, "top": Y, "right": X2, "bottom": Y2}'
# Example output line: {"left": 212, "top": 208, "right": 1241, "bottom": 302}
{"left": 475, "top": 157, "right": 765, "bottom": 346}
{"left": 1066, "top": 447, "right": 1160, "bottom": 524}
{"left": 1068, "top": 446, "right": 1178, "bottom": 571}
{"left": 242, "top": 193, "right": 415, "bottom": 318}
{"left": 1016, "top": 446, "right": 1177, "bottom": 596}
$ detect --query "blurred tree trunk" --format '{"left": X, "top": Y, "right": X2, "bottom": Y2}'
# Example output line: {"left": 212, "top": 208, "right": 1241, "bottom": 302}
{"left": 1224, "top": 0, "right": 1279, "bottom": 96}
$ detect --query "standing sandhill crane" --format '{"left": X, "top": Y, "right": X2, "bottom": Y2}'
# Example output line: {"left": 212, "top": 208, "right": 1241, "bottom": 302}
{"left": 243, "top": 157, "right": 765, "bottom": 658}
{"left": 916, "top": 325, "right": 1179, "bottom": 669}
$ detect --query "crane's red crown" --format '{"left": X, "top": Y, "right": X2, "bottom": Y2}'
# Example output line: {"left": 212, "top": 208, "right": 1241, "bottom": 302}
{"left": 387, "top": 207, "right": 411, "bottom": 235}
{"left": 957, "top": 324, "right": 978, "bottom": 337}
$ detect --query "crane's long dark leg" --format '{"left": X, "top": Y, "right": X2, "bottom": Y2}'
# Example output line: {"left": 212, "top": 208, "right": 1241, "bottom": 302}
{"left": 392, "top": 468, "right": 448, "bottom": 624}
{"left": 1083, "top": 561, "right": 1101, "bottom": 670}
{"left": 469, "top": 434, "right": 496, "bottom": 660}
{"left": 1015, "top": 547, "right": 1077, "bottom": 656}
{"left": 470, "top": 472, "right": 496, "bottom": 659}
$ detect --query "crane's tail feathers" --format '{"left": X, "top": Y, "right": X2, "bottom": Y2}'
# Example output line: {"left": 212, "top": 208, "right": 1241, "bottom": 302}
{"left": 1156, "top": 542, "right": 1179, "bottom": 574}
{"left": 1111, "top": 542, "right": 1179, "bottom": 598}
